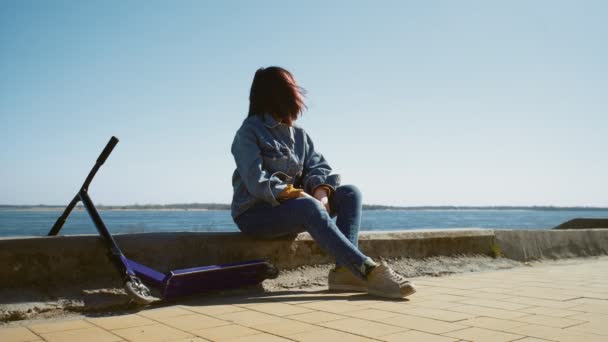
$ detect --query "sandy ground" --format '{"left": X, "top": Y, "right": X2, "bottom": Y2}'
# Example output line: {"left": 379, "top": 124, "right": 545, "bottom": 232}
{"left": 0, "top": 255, "right": 587, "bottom": 324}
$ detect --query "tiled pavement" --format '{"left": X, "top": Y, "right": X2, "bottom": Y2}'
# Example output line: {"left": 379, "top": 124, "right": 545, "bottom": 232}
{"left": 2, "top": 258, "right": 608, "bottom": 341}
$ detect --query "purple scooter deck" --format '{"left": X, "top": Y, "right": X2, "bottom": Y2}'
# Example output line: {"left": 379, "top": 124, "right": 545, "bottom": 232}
{"left": 127, "top": 258, "right": 275, "bottom": 299}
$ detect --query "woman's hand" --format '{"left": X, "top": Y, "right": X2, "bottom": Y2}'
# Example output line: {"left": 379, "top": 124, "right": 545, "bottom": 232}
{"left": 313, "top": 187, "right": 331, "bottom": 212}
{"left": 298, "top": 191, "right": 330, "bottom": 212}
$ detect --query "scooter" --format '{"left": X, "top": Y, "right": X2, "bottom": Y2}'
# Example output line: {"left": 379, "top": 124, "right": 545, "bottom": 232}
{"left": 48, "top": 136, "right": 278, "bottom": 304}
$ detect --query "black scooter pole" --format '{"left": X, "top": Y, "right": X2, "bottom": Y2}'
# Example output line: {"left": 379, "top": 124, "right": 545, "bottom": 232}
{"left": 48, "top": 136, "right": 119, "bottom": 236}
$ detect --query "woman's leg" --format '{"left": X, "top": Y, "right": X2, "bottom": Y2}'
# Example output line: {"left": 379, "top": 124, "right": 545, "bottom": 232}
{"left": 235, "top": 197, "right": 370, "bottom": 277}
{"left": 330, "top": 185, "right": 363, "bottom": 248}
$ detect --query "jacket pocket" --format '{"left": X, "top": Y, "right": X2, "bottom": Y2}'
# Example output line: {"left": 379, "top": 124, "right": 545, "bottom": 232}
{"left": 259, "top": 141, "right": 288, "bottom": 172}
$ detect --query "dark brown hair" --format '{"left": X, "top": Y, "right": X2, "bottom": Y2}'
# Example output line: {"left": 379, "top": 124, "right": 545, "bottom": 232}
{"left": 248, "top": 66, "right": 307, "bottom": 123}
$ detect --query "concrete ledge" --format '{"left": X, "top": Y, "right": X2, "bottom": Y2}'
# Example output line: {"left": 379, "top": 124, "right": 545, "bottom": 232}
{"left": 494, "top": 229, "right": 608, "bottom": 261}
{"left": 1, "top": 229, "right": 608, "bottom": 290}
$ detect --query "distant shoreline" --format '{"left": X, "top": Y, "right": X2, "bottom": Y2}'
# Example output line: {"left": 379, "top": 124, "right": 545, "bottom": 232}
{"left": 2, "top": 204, "right": 608, "bottom": 212}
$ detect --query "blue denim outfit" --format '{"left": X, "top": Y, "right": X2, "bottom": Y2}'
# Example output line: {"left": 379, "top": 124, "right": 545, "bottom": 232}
{"left": 231, "top": 113, "right": 369, "bottom": 276}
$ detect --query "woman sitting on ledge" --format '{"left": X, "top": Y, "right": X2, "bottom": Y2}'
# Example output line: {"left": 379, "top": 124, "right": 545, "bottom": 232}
{"left": 230, "top": 66, "right": 415, "bottom": 299}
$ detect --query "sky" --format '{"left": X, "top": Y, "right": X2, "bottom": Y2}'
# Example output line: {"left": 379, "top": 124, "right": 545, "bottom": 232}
{"left": 1, "top": 0, "right": 607, "bottom": 207}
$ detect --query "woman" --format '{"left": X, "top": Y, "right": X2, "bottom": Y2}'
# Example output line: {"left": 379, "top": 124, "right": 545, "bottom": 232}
{"left": 230, "top": 66, "right": 415, "bottom": 299}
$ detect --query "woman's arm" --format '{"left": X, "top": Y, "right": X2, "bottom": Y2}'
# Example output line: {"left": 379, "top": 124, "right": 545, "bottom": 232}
{"left": 301, "top": 131, "right": 341, "bottom": 196}
{"left": 231, "top": 126, "right": 289, "bottom": 206}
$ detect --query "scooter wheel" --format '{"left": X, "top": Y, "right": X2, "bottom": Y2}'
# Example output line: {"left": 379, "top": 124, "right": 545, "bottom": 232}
{"left": 264, "top": 263, "right": 279, "bottom": 279}
{"left": 124, "top": 279, "right": 156, "bottom": 305}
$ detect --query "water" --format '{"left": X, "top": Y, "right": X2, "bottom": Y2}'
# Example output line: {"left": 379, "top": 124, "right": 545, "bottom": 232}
{"left": 2, "top": 209, "right": 608, "bottom": 237}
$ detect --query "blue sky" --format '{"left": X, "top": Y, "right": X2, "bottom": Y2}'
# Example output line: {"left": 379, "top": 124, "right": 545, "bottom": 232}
{"left": 1, "top": 0, "right": 607, "bottom": 206}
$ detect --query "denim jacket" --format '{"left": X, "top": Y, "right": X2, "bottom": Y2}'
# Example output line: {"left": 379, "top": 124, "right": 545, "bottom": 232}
{"left": 230, "top": 113, "right": 341, "bottom": 219}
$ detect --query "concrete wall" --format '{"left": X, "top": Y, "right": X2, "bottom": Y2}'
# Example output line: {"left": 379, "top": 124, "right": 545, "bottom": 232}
{"left": 1, "top": 229, "right": 607, "bottom": 290}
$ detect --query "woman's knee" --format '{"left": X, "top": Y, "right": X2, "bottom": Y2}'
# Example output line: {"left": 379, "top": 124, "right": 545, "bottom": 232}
{"left": 335, "top": 184, "right": 362, "bottom": 201}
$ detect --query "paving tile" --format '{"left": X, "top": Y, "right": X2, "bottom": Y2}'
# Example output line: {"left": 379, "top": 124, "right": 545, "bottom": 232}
{"left": 29, "top": 319, "right": 95, "bottom": 334}
{"left": 510, "top": 338, "right": 553, "bottom": 342}
{"left": 297, "top": 301, "right": 362, "bottom": 313}
{"left": 161, "top": 314, "right": 231, "bottom": 331}
{"left": 0, "top": 326, "right": 41, "bottom": 342}
{"left": 254, "top": 320, "right": 322, "bottom": 335}
{"left": 446, "top": 304, "right": 527, "bottom": 320}
{"left": 86, "top": 314, "right": 157, "bottom": 330}
{"left": 366, "top": 301, "right": 419, "bottom": 314}
{"left": 216, "top": 310, "right": 284, "bottom": 327}
{"left": 456, "top": 317, "right": 528, "bottom": 331}
{"left": 501, "top": 296, "right": 580, "bottom": 309}
{"left": 40, "top": 327, "right": 123, "bottom": 342}
{"left": 443, "top": 327, "right": 524, "bottom": 342}
{"left": 168, "top": 338, "right": 209, "bottom": 342}
{"left": 508, "top": 323, "right": 607, "bottom": 342}
{"left": 137, "top": 306, "right": 196, "bottom": 319}
{"left": 112, "top": 323, "right": 194, "bottom": 341}
{"left": 343, "top": 308, "right": 402, "bottom": 320}
{"left": 319, "top": 317, "right": 407, "bottom": 338}
{"left": 566, "top": 320, "right": 608, "bottom": 336}
{"left": 396, "top": 307, "right": 476, "bottom": 322}
{"left": 183, "top": 304, "right": 249, "bottom": 316}
{"left": 241, "top": 302, "right": 314, "bottom": 316}
{"left": 456, "top": 298, "right": 531, "bottom": 311}
{"left": 225, "top": 333, "right": 292, "bottom": 342}
{"left": 382, "top": 313, "right": 468, "bottom": 334}
{"left": 520, "top": 306, "right": 583, "bottom": 318}
{"left": 513, "top": 314, "right": 586, "bottom": 328}
{"left": 289, "top": 327, "right": 377, "bottom": 341}
{"left": 564, "top": 311, "right": 608, "bottom": 322}
{"left": 192, "top": 324, "right": 262, "bottom": 341}
{"left": 380, "top": 329, "right": 458, "bottom": 342}
{"left": 286, "top": 311, "right": 347, "bottom": 324}
{"left": 569, "top": 303, "right": 608, "bottom": 314}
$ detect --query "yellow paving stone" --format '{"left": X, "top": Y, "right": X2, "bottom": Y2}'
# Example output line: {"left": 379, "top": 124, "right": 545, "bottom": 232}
{"left": 456, "top": 317, "right": 528, "bottom": 331}
{"left": 508, "top": 323, "right": 607, "bottom": 342}
{"left": 380, "top": 330, "right": 458, "bottom": 342}
{"left": 511, "top": 338, "right": 553, "bottom": 342}
{"left": 381, "top": 314, "right": 468, "bottom": 334}
{"left": 564, "top": 311, "right": 608, "bottom": 322}
{"left": 254, "top": 320, "right": 323, "bottom": 335}
{"left": 397, "top": 307, "right": 476, "bottom": 322}
{"left": 161, "top": 314, "right": 231, "bottom": 331}
{"left": 86, "top": 314, "right": 157, "bottom": 330}
{"left": 343, "top": 308, "right": 402, "bottom": 320}
{"left": 569, "top": 303, "right": 608, "bottom": 314}
{"left": 446, "top": 304, "right": 528, "bottom": 320}
{"left": 514, "top": 289, "right": 580, "bottom": 301}
{"left": 289, "top": 328, "right": 374, "bottom": 342}
{"left": 475, "top": 287, "right": 519, "bottom": 294}
{"left": 513, "top": 314, "right": 586, "bottom": 328}
{"left": 566, "top": 320, "right": 608, "bottom": 336}
{"left": 366, "top": 301, "right": 419, "bottom": 313}
{"left": 443, "top": 327, "right": 524, "bottom": 342}
{"left": 286, "top": 311, "right": 347, "bottom": 324}
{"left": 520, "top": 306, "right": 583, "bottom": 318}
{"left": 414, "top": 300, "right": 463, "bottom": 309}
{"left": 241, "top": 302, "right": 314, "bottom": 316}
{"left": 297, "top": 301, "right": 362, "bottom": 313}
{"left": 40, "top": 327, "right": 123, "bottom": 342}
{"left": 112, "top": 323, "right": 195, "bottom": 341}
{"left": 225, "top": 333, "right": 292, "bottom": 342}
{"left": 0, "top": 326, "right": 41, "bottom": 342}
{"left": 191, "top": 324, "right": 262, "bottom": 341}
{"left": 168, "top": 338, "right": 209, "bottom": 342}
{"left": 319, "top": 317, "right": 407, "bottom": 338}
{"left": 29, "top": 319, "right": 95, "bottom": 334}
{"left": 456, "top": 298, "right": 531, "bottom": 311}
{"left": 183, "top": 304, "right": 249, "bottom": 316}
{"left": 216, "top": 310, "right": 285, "bottom": 327}
{"left": 137, "top": 306, "right": 196, "bottom": 319}
{"left": 501, "top": 296, "right": 581, "bottom": 309}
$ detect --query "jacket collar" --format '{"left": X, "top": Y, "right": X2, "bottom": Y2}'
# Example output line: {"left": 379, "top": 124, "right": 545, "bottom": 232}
{"left": 262, "top": 112, "right": 281, "bottom": 128}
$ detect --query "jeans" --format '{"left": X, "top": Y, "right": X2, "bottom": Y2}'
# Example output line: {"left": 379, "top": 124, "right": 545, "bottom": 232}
{"left": 234, "top": 184, "right": 368, "bottom": 277}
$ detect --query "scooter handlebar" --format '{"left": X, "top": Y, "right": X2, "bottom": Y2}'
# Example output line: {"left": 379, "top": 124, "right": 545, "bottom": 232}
{"left": 97, "top": 136, "right": 119, "bottom": 165}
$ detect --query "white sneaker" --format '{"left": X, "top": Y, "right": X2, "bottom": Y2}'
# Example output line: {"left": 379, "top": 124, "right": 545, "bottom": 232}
{"left": 366, "top": 262, "right": 416, "bottom": 299}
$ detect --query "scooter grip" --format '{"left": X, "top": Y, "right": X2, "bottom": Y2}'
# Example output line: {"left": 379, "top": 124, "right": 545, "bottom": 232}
{"left": 97, "top": 136, "right": 119, "bottom": 164}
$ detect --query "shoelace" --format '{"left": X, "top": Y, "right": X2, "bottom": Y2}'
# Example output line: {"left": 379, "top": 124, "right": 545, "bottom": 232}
{"left": 387, "top": 267, "right": 410, "bottom": 286}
